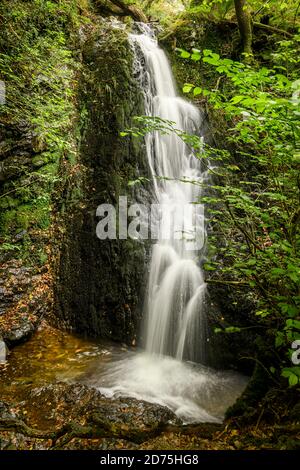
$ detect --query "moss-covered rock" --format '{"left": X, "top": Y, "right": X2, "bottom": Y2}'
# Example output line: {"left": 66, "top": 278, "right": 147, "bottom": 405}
{"left": 0, "top": 0, "right": 89, "bottom": 340}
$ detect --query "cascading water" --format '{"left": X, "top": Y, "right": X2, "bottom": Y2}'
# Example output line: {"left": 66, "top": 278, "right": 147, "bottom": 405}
{"left": 83, "top": 24, "right": 248, "bottom": 423}
{"left": 130, "top": 23, "right": 207, "bottom": 362}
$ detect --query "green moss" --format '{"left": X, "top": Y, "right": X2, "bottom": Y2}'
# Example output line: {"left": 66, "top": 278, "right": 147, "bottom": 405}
{"left": 0, "top": 196, "right": 19, "bottom": 210}
{"left": 0, "top": 210, "right": 18, "bottom": 235}
{"left": 0, "top": 0, "right": 90, "bottom": 264}
{"left": 31, "top": 156, "right": 48, "bottom": 168}
{"left": 37, "top": 162, "right": 60, "bottom": 176}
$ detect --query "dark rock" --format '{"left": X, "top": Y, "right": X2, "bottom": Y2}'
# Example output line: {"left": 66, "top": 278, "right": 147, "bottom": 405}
{"left": 0, "top": 401, "right": 17, "bottom": 421}
{"left": 14, "top": 230, "right": 27, "bottom": 241}
{"left": 3, "top": 320, "right": 34, "bottom": 344}
{"left": 53, "top": 24, "right": 152, "bottom": 343}
{"left": 0, "top": 154, "right": 31, "bottom": 181}
{"left": 22, "top": 382, "right": 180, "bottom": 441}
{"left": 0, "top": 118, "right": 46, "bottom": 182}
{"left": 0, "top": 260, "right": 51, "bottom": 346}
{"left": 290, "top": 402, "right": 300, "bottom": 421}
{"left": 205, "top": 285, "right": 257, "bottom": 374}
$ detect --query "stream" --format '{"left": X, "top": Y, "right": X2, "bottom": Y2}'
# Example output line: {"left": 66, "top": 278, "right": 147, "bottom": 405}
{"left": 0, "top": 324, "right": 247, "bottom": 425}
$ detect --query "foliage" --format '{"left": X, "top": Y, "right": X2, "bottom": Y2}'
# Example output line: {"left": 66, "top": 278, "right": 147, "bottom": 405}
{"left": 140, "top": 0, "right": 188, "bottom": 22}
{"left": 189, "top": 0, "right": 300, "bottom": 28}
{"left": 0, "top": 0, "right": 87, "bottom": 262}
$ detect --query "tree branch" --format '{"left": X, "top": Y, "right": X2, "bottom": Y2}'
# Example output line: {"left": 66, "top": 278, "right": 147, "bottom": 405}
{"left": 220, "top": 19, "right": 294, "bottom": 38}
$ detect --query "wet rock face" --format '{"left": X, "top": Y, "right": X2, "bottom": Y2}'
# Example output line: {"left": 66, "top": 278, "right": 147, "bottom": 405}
{"left": 27, "top": 382, "right": 178, "bottom": 433}
{"left": 53, "top": 24, "right": 151, "bottom": 343}
{"left": 0, "top": 113, "right": 53, "bottom": 346}
{"left": 0, "top": 259, "right": 52, "bottom": 346}
{"left": 205, "top": 285, "right": 257, "bottom": 374}
{"left": 0, "top": 20, "right": 150, "bottom": 347}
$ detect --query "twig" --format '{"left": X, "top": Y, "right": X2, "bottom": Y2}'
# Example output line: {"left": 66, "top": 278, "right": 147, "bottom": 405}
{"left": 206, "top": 279, "right": 249, "bottom": 286}
{"left": 253, "top": 0, "right": 271, "bottom": 18}
{"left": 240, "top": 356, "right": 281, "bottom": 385}
{"left": 0, "top": 175, "right": 40, "bottom": 199}
{"left": 255, "top": 407, "right": 265, "bottom": 430}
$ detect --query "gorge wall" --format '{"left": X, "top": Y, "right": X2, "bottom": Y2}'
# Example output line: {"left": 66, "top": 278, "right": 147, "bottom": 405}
{"left": 0, "top": 2, "right": 150, "bottom": 346}
{"left": 53, "top": 21, "right": 150, "bottom": 342}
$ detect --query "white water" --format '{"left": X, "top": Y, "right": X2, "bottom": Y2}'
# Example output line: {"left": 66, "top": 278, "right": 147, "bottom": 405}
{"left": 131, "top": 23, "right": 207, "bottom": 362}
{"left": 85, "top": 348, "right": 247, "bottom": 424}
{"left": 93, "top": 24, "right": 247, "bottom": 423}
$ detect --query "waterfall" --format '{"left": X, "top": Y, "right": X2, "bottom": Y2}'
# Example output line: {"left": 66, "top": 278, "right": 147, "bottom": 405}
{"left": 130, "top": 24, "right": 207, "bottom": 363}
{"left": 89, "top": 24, "right": 248, "bottom": 424}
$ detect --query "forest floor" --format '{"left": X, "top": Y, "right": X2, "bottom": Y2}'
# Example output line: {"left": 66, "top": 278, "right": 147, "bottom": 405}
{"left": 1, "top": 420, "right": 299, "bottom": 450}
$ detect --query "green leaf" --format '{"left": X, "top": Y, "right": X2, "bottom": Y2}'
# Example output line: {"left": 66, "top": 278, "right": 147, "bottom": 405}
{"left": 191, "top": 53, "right": 201, "bottom": 62}
{"left": 292, "top": 152, "right": 300, "bottom": 163}
{"left": 224, "top": 326, "right": 241, "bottom": 333}
{"left": 193, "top": 87, "right": 202, "bottom": 96}
{"left": 282, "top": 367, "right": 300, "bottom": 386}
{"left": 181, "top": 50, "right": 191, "bottom": 59}
{"left": 214, "top": 327, "right": 223, "bottom": 334}
{"left": 183, "top": 84, "right": 194, "bottom": 93}
{"left": 247, "top": 258, "right": 257, "bottom": 266}
{"left": 286, "top": 319, "right": 300, "bottom": 330}
{"left": 230, "top": 95, "right": 246, "bottom": 104}
{"left": 203, "top": 263, "right": 217, "bottom": 271}
{"left": 288, "top": 272, "right": 299, "bottom": 283}
{"left": 227, "top": 165, "right": 240, "bottom": 171}
{"left": 289, "top": 373, "right": 298, "bottom": 386}
{"left": 256, "top": 310, "right": 271, "bottom": 318}
{"left": 275, "top": 332, "right": 285, "bottom": 348}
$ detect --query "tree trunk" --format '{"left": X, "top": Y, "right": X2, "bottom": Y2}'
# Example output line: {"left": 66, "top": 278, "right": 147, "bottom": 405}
{"left": 234, "top": 0, "right": 253, "bottom": 57}
{"left": 95, "top": 0, "right": 148, "bottom": 23}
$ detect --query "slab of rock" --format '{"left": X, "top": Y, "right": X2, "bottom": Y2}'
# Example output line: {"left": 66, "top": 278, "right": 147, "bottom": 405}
{"left": 23, "top": 382, "right": 180, "bottom": 443}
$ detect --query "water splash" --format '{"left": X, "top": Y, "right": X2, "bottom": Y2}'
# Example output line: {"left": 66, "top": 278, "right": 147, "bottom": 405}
{"left": 90, "top": 351, "right": 248, "bottom": 424}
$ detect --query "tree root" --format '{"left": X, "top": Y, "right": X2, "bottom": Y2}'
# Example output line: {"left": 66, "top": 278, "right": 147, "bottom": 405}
{"left": 0, "top": 416, "right": 168, "bottom": 449}
{"left": 0, "top": 418, "right": 92, "bottom": 445}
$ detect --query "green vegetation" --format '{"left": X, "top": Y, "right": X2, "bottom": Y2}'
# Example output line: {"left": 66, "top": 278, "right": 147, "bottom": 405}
{"left": 0, "top": 0, "right": 91, "bottom": 262}
{"left": 123, "top": 0, "right": 300, "bottom": 394}
{"left": 181, "top": 44, "right": 300, "bottom": 387}
{"left": 0, "top": 0, "right": 299, "bottom": 447}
